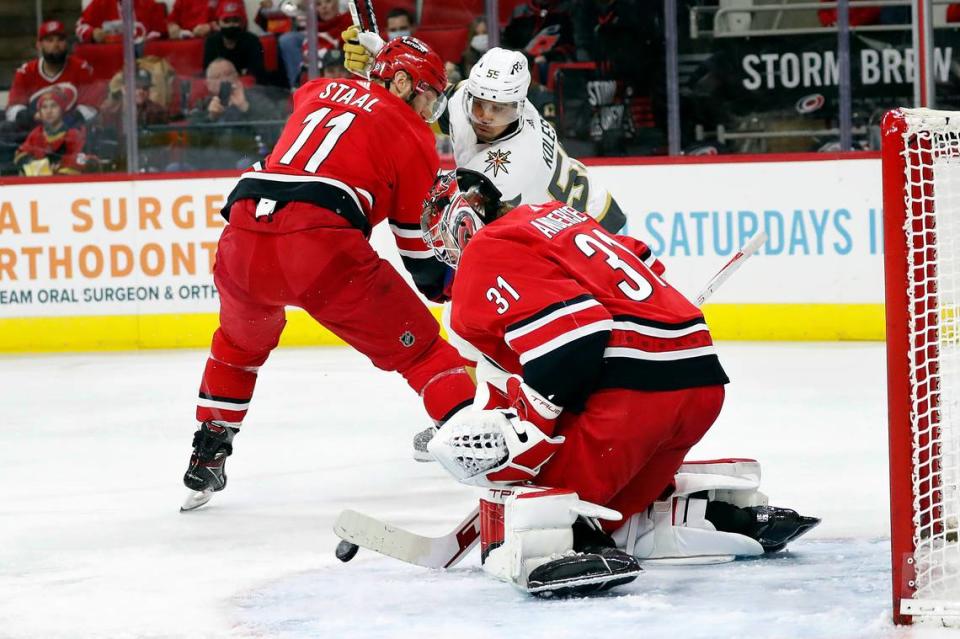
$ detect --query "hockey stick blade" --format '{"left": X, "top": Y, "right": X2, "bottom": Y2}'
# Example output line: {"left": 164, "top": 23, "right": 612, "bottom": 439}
{"left": 333, "top": 507, "right": 480, "bottom": 569}
{"left": 695, "top": 231, "right": 767, "bottom": 307}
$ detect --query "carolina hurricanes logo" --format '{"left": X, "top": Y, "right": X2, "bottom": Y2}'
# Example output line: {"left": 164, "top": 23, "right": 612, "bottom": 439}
{"left": 484, "top": 149, "right": 511, "bottom": 178}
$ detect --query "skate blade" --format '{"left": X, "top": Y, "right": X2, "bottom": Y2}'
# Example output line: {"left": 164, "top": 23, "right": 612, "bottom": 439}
{"left": 180, "top": 489, "right": 214, "bottom": 512}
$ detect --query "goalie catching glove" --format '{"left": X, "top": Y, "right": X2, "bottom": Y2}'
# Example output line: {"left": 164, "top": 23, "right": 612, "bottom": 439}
{"left": 341, "top": 26, "right": 385, "bottom": 77}
{"left": 428, "top": 376, "right": 564, "bottom": 486}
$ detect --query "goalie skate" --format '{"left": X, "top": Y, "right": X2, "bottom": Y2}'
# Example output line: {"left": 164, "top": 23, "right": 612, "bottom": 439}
{"left": 526, "top": 547, "right": 642, "bottom": 598}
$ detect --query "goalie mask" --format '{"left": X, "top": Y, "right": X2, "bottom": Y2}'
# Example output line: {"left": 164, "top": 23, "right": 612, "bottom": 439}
{"left": 421, "top": 169, "right": 503, "bottom": 268}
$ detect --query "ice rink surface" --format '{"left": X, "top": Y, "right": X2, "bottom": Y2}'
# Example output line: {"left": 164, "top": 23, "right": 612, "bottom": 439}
{"left": 1, "top": 342, "right": 956, "bottom": 638}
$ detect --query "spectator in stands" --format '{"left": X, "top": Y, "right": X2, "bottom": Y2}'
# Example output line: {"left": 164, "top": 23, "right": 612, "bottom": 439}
{"left": 5, "top": 20, "right": 100, "bottom": 130}
{"left": 98, "top": 69, "right": 172, "bottom": 171}
{"left": 15, "top": 88, "right": 89, "bottom": 176}
{"left": 319, "top": 47, "right": 350, "bottom": 79}
{"left": 76, "top": 0, "right": 166, "bottom": 43}
{"left": 203, "top": 1, "right": 269, "bottom": 85}
{"left": 99, "top": 68, "right": 170, "bottom": 128}
{"left": 817, "top": 0, "right": 908, "bottom": 26}
{"left": 386, "top": 7, "right": 416, "bottom": 40}
{"left": 277, "top": 0, "right": 351, "bottom": 88}
{"left": 503, "top": 0, "right": 577, "bottom": 79}
{"left": 186, "top": 58, "right": 278, "bottom": 169}
{"left": 461, "top": 16, "right": 489, "bottom": 77}
{"left": 168, "top": 0, "right": 217, "bottom": 39}
{"left": 573, "top": 0, "right": 657, "bottom": 84}
{"left": 255, "top": 0, "right": 295, "bottom": 33}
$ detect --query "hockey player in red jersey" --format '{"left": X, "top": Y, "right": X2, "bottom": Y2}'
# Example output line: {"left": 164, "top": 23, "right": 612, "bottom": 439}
{"left": 180, "top": 37, "right": 475, "bottom": 511}
{"left": 420, "top": 170, "right": 819, "bottom": 596}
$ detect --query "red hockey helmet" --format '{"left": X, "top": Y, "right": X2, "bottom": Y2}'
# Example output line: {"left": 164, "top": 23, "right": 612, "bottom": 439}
{"left": 421, "top": 169, "right": 503, "bottom": 268}
{"left": 371, "top": 36, "right": 447, "bottom": 122}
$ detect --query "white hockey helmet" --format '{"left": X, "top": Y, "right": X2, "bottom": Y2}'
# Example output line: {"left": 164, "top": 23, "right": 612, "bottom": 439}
{"left": 465, "top": 47, "right": 530, "bottom": 128}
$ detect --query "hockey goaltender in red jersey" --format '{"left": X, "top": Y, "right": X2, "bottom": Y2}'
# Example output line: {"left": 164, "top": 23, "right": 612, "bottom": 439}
{"left": 179, "top": 37, "right": 476, "bottom": 511}
{"left": 421, "top": 170, "right": 819, "bottom": 597}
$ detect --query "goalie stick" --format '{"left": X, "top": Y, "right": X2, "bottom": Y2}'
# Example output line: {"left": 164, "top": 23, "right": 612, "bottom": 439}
{"left": 333, "top": 231, "right": 768, "bottom": 569}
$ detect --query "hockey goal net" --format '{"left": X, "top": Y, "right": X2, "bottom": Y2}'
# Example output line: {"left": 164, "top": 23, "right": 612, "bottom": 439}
{"left": 883, "top": 108, "right": 960, "bottom": 625}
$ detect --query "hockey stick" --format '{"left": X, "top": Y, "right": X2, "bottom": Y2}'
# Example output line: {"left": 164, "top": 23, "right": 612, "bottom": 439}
{"left": 334, "top": 508, "right": 480, "bottom": 569}
{"left": 695, "top": 231, "right": 767, "bottom": 307}
{"left": 347, "top": 0, "right": 379, "bottom": 35}
{"left": 333, "top": 231, "right": 768, "bottom": 569}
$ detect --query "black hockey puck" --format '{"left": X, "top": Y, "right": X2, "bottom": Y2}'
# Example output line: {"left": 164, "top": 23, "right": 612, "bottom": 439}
{"left": 336, "top": 540, "right": 359, "bottom": 562}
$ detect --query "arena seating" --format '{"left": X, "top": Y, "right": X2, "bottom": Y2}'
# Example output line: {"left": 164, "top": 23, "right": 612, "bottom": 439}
{"left": 74, "top": 35, "right": 279, "bottom": 81}
{"left": 415, "top": 27, "right": 469, "bottom": 64}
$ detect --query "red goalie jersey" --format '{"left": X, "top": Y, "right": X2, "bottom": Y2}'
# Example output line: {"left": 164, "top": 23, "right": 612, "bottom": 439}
{"left": 449, "top": 201, "right": 729, "bottom": 410}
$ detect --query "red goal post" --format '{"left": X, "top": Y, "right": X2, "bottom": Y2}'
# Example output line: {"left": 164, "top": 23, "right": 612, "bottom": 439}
{"left": 882, "top": 107, "right": 960, "bottom": 625}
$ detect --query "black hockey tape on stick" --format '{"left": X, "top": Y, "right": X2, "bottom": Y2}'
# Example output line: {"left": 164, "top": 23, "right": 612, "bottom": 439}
{"left": 364, "top": 0, "right": 379, "bottom": 36}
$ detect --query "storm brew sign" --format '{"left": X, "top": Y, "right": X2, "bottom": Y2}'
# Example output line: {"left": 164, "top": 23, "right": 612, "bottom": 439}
{"left": 697, "top": 28, "right": 960, "bottom": 116}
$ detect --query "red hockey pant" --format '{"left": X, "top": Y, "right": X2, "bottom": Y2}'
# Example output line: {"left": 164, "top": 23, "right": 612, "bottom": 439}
{"left": 535, "top": 385, "right": 725, "bottom": 526}
{"left": 196, "top": 210, "right": 473, "bottom": 427}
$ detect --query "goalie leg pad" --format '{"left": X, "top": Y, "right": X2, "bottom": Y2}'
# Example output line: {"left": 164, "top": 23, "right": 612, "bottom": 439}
{"left": 613, "top": 494, "right": 764, "bottom": 564}
{"left": 674, "top": 458, "right": 768, "bottom": 507}
{"left": 479, "top": 487, "right": 640, "bottom": 596}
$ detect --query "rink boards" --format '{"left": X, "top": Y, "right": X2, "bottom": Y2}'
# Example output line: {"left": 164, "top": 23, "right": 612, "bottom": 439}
{"left": 0, "top": 153, "right": 885, "bottom": 352}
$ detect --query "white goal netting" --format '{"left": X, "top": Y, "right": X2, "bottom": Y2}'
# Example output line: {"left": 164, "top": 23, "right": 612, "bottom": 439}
{"left": 899, "top": 108, "right": 960, "bottom": 618}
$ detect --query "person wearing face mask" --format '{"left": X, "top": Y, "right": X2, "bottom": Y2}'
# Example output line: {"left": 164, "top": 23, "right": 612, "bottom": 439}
{"left": 6, "top": 21, "right": 101, "bottom": 132}
{"left": 385, "top": 7, "right": 416, "bottom": 40}
{"left": 461, "top": 16, "right": 488, "bottom": 77}
{"left": 203, "top": 1, "right": 269, "bottom": 85}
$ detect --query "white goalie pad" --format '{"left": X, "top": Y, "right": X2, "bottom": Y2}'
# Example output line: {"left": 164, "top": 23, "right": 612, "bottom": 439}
{"left": 613, "top": 496, "right": 763, "bottom": 565}
{"left": 481, "top": 486, "right": 622, "bottom": 589}
{"left": 674, "top": 459, "right": 768, "bottom": 508}
{"left": 612, "top": 459, "right": 768, "bottom": 564}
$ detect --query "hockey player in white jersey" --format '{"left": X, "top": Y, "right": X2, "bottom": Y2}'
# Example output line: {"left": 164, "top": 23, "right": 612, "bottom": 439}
{"left": 442, "top": 47, "right": 626, "bottom": 234}
{"left": 342, "top": 31, "right": 626, "bottom": 234}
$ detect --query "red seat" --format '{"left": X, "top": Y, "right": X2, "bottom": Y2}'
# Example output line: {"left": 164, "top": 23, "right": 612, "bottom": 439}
{"left": 74, "top": 34, "right": 279, "bottom": 83}
{"left": 414, "top": 27, "right": 469, "bottom": 64}
{"left": 546, "top": 61, "right": 597, "bottom": 91}
{"left": 419, "top": 1, "right": 483, "bottom": 27}
{"left": 74, "top": 43, "right": 123, "bottom": 81}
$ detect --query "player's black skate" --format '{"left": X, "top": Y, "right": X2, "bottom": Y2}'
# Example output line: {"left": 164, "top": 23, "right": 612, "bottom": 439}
{"left": 526, "top": 547, "right": 642, "bottom": 598}
{"left": 181, "top": 421, "right": 237, "bottom": 512}
{"left": 706, "top": 501, "right": 821, "bottom": 553}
